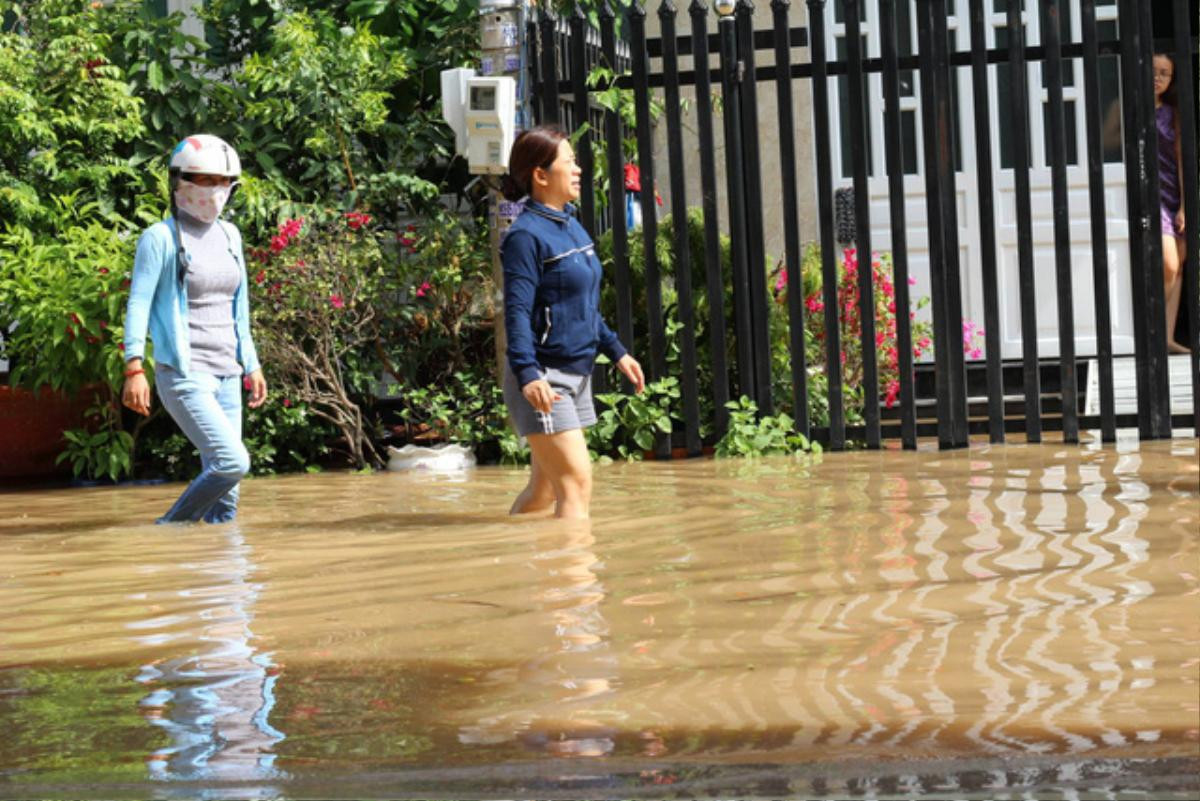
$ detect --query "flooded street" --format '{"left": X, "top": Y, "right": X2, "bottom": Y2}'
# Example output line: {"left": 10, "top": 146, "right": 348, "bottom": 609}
{"left": 1, "top": 439, "right": 1197, "bottom": 799}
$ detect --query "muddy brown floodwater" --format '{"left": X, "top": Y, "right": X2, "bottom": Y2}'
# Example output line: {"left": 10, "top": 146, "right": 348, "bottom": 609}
{"left": 0, "top": 438, "right": 1197, "bottom": 799}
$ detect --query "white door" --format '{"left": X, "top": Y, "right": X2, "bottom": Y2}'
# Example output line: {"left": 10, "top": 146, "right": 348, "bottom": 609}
{"left": 825, "top": 0, "right": 1135, "bottom": 364}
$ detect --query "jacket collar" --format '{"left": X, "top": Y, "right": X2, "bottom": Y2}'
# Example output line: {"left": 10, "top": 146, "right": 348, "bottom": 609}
{"left": 525, "top": 199, "right": 575, "bottom": 225}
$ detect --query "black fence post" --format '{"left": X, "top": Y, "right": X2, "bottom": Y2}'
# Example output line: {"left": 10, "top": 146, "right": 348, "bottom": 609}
{"left": 736, "top": 0, "right": 774, "bottom": 415}
{"left": 1117, "top": 0, "right": 1149, "bottom": 438}
{"left": 880, "top": 0, "right": 916, "bottom": 450}
{"left": 916, "top": 0, "right": 953, "bottom": 449}
{"left": 538, "top": 7, "right": 560, "bottom": 124}
{"left": 1041, "top": 0, "right": 1079, "bottom": 443}
{"left": 771, "top": 0, "right": 810, "bottom": 439}
{"left": 1079, "top": 0, "right": 1117, "bottom": 442}
{"left": 718, "top": 3, "right": 757, "bottom": 407}
{"left": 967, "top": 0, "right": 1003, "bottom": 445}
{"left": 930, "top": 0, "right": 967, "bottom": 448}
{"left": 689, "top": 0, "right": 731, "bottom": 438}
{"left": 1174, "top": 0, "right": 1200, "bottom": 436}
{"left": 1135, "top": 0, "right": 1170, "bottom": 438}
{"left": 844, "top": 0, "right": 880, "bottom": 449}
{"left": 527, "top": 13, "right": 542, "bottom": 125}
{"left": 1006, "top": 0, "right": 1041, "bottom": 442}
{"left": 600, "top": 2, "right": 635, "bottom": 359}
{"left": 807, "top": 0, "right": 845, "bottom": 450}
{"left": 570, "top": 4, "right": 596, "bottom": 238}
{"left": 660, "top": 0, "right": 704, "bottom": 456}
{"left": 629, "top": 1, "right": 670, "bottom": 457}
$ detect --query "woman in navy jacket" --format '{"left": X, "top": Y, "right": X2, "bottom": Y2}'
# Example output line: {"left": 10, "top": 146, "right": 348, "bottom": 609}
{"left": 500, "top": 125, "right": 644, "bottom": 519}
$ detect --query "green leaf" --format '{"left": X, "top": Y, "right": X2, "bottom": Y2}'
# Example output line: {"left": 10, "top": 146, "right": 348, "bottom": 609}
{"left": 147, "top": 61, "right": 164, "bottom": 91}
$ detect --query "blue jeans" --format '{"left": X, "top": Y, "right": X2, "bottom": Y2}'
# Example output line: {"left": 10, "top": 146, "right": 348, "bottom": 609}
{"left": 155, "top": 366, "right": 250, "bottom": 524}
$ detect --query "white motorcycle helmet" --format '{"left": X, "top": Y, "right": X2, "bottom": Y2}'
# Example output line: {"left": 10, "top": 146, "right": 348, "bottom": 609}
{"left": 168, "top": 134, "right": 241, "bottom": 187}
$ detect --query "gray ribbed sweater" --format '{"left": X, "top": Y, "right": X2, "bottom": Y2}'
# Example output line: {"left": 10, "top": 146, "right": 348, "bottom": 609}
{"left": 178, "top": 211, "right": 242, "bottom": 376}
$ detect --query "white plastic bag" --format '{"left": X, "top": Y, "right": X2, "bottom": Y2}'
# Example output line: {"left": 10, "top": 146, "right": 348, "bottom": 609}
{"left": 386, "top": 443, "right": 476, "bottom": 472}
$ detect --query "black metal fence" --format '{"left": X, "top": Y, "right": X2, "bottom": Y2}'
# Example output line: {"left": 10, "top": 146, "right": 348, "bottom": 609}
{"left": 530, "top": 0, "right": 1200, "bottom": 453}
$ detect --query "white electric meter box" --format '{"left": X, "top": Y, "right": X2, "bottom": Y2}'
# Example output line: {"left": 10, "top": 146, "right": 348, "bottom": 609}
{"left": 465, "top": 76, "right": 516, "bottom": 174}
{"left": 439, "top": 67, "right": 476, "bottom": 158}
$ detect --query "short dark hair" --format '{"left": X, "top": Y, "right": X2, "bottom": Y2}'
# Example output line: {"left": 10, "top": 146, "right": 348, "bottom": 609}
{"left": 500, "top": 125, "right": 567, "bottom": 201}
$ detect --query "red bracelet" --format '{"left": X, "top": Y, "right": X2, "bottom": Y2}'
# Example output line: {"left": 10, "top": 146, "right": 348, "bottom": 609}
{"left": 124, "top": 368, "right": 144, "bottom": 377}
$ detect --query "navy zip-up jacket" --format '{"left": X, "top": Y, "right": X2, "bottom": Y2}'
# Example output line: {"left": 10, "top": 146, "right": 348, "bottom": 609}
{"left": 501, "top": 200, "right": 628, "bottom": 387}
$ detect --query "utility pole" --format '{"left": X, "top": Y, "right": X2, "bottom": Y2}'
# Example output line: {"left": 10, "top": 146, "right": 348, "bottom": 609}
{"left": 478, "top": 0, "right": 532, "bottom": 382}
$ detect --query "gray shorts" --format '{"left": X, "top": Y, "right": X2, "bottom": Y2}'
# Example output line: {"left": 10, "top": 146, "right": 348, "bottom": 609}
{"left": 503, "top": 365, "right": 596, "bottom": 437}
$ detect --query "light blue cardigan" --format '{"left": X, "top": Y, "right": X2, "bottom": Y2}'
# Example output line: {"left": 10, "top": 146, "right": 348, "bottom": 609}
{"left": 123, "top": 217, "right": 261, "bottom": 377}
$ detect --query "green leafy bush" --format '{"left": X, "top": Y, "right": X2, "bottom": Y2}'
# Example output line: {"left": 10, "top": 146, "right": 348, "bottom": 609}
{"left": 715, "top": 397, "right": 823, "bottom": 459}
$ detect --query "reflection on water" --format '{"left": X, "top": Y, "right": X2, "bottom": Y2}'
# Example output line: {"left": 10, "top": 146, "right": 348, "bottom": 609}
{"left": 133, "top": 528, "right": 283, "bottom": 785}
{"left": 0, "top": 438, "right": 1197, "bottom": 798}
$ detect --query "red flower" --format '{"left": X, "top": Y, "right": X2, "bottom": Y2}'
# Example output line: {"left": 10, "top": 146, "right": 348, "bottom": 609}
{"left": 282, "top": 398, "right": 292, "bottom": 408}
{"left": 269, "top": 234, "right": 288, "bottom": 254}
{"left": 344, "top": 211, "right": 372, "bottom": 230}
{"left": 415, "top": 281, "right": 431, "bottom": 298}
{"left": 99, "top": 320, "right": 108, "bottom": 329}
{"left": 254, "top": 269, "right": 266, "bottom": 285}
{"left": 69, "top": 312, "right": 82, "bottom": 325}
{"left": 99, "top": 267, "right": 109, "bottom": 275}
{"left": 329, "top": 293, "right": 345, "bottom": 309}
{"left": 118, "top": 343, "right": 125, "bottom": 352}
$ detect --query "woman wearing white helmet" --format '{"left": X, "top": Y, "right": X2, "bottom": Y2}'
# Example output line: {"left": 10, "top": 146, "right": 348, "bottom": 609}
{"left": 121, "top": 134, "right": 268, "bottom": 523}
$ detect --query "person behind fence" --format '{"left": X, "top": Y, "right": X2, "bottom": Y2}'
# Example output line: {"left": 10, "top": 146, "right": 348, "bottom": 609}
{"left": 122, "top": 134, "right": 267, "bottom": 524}
{"left": 499, "top": 125, "right": 644, "bottom": 520}
{"left": 1154, "top": 52, "right": 1189, "bottom": 354}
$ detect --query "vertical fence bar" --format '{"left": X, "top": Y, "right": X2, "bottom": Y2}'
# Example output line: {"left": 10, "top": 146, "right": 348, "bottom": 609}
{"left": 931, "top": 0, "right": 968, "bottom": 448}
{"left": 538, "top": 7, "right": 560, "bottom": 124}
{"left": 844, "top": 0, "right": 880, "bottom": 448}
{"left": 1174, "top": 0, "right": 1200, "bottom": 435}
{"left": 1042, "top": 0, "right": 1079, "bottom": 443}
{"left": 571, "top": 4, "right": 596, "bottom": 237}
{"left": 916, "top": 0, "right": 953, "bottom": 448}
{"left": 967, "top": 0, "right": 1004, "bottom": 444}
{"left": 772, "top": 0, "right": 810, "bottom": 438}
{"left": 660, "top": 0, "right": 703, "bottom": 455}
{"left": 1136, "top": 0, "right": 1170, "bottom": 438}
{"left": 630, "top": 2, "right": 670, "bottom": 457}
{"left": 601, "top": 2, "right": 635, "bottom": 356}
{"left": 690, "top": 0, "right": 731, "bottom": 437}
{"left": 1117, "top": 0, "right": 1150, "bottom": 437}
{"left": 1006, "top": 0, "right": 1041, "bottom": 442}
{"left": 808, "top": 0, "right": 845, "bottom": 449}
{"left": 1079, "top": 0, "right": 1116, "bottom": 442}
{"left": 718, "top": 6, "right": 756, "bottom": 405}
{"left": 527, "top": 12, "right": 542, "bottom": 125}
{"left": 736, "top": 0, "right": 774, "bottom": 414}
{"left": 880, "top": 0, "right": 916, "bottom": 449}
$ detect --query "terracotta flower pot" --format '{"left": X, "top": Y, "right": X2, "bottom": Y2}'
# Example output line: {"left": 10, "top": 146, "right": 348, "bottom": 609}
{"left": 0, "top": 385, "right": 96, "bottom": 481}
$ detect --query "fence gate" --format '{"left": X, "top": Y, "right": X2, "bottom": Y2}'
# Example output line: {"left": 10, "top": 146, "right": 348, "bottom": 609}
{"left": 529, "top": 0, "right": 1200, "bottom": 454}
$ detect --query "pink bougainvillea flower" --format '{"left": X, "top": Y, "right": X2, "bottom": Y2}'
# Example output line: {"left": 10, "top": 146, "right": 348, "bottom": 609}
{"left": 282, "top": 398, "right": 292, "bottom": 408}
{"left": 99, "top": 267, "right": 109, "bottom": 274}
{"left": 254, "top": 270, "right": 266, "bottom": 285}
{"left": 774, "top": 270, "right": 788, "bottom": 292}
{"left": 269, "top": 235, "right": 288, "bottom": 254}
{"left": 329, "top": 293, "right": 345, "bottom": 309}
{"left": 805, "top": 294, "right": 824, "bottom": 313}
{"left": 415, "top": 281, "right": 432, "bottom": 298}
{"left": 118, "top": 343, "right": 125, "bottom": 351}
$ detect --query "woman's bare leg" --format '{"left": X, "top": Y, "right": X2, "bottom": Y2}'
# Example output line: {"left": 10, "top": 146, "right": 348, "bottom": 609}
{"left": 1164, "top": 235, "right": 1189, "bottom": 353}
{"left": 526, "top": 429, "right": 593, "bottom": 520}
{"left": 510, "top": 453, "right": 557, "bottom": 515}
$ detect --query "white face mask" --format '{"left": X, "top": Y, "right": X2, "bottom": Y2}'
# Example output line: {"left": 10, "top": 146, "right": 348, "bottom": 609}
{"left": 175, "top": 179, "right": 234, "bottom": 223}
